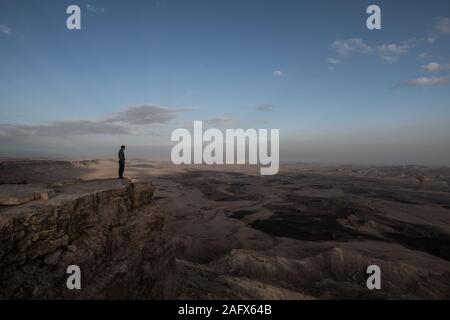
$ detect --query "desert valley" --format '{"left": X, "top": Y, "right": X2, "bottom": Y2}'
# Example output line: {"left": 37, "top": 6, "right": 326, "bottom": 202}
{"left": 1, "top": 159, "right": 450, "bottom": 299}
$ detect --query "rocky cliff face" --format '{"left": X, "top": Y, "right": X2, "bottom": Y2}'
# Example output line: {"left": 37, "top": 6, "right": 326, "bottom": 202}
{"left": 0, "top": 178, "right": 175, "bottom": 299}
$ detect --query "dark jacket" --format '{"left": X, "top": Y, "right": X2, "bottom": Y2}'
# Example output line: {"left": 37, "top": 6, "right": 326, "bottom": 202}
{"left": 118, "top": 149, "right": 125, "bottom": 162}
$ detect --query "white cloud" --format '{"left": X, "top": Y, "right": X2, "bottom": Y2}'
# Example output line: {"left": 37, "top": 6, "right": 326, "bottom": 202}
{"left": 327, "top": 58, "right": 341, "bottom": 65}
{"left": 0, "top": 121, "right": 131, "bottom": 138}
{"left": 331, "top": 38, "right": 372, "bottom": 56}
{"left": 422, "top": 62, "right": 441, "bottom": 72}
{"left": 419, "top": 52, "right": 432, "bottom": 59}
{"left": 427, "top": 17, "right": 450, "bottom": 43}
{"left": 86, "top": 4, "right": 105, "bottom": 14}
{"left": 256, "top": 104, "right": 273, "bottom": 112}
{"left": 436, "top": 17, "right": 450, "bottom": 34}
{"left": 273, "top": 70, "right": 283, "bottom": 77}
{"left": 331, "top": 38, "right": 413, "bottom": 63}
{"left": 405, "top": 76, "right": 449, "bottom": 86}
{"left": 427, "top": 35, "right": 438, "bottom": 44}
{"left": 377, "top": 43, "right": 410, "bottom": 62}
{"left": 0, "top": 24, "right": 12, "bottom": 35}
{"left": 422, "top": 62, "right": 450, "bottom": 73}
{"left": 0, "top": 105, "right": 188, "bottom": 138}
{"left": 203, "top": 117, "right": 233, "bottom": 126}
{"left": 105, "top": 105, "right": 184, "bottom": 125}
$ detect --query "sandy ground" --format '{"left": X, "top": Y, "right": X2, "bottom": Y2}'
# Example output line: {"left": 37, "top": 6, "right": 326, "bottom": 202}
{"left": 1, "top": 159, "right": 450, "bottom": 299}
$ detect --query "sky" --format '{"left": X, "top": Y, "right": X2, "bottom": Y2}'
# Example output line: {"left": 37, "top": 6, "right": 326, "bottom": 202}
{"left": 0, "top": 0, "right": 450, "bottom": 165}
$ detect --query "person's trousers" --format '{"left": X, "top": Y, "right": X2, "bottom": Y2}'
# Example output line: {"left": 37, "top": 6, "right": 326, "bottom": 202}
{"left": 119, "top": 161, "right": 125, "bottom": 178}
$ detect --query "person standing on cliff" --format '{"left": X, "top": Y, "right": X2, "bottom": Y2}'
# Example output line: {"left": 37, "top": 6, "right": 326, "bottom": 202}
{"left": 118, "top": 145, "right": 126, "bottom": 179}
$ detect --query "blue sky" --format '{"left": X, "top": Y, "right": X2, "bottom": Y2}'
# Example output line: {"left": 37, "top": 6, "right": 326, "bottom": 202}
{"left": 1, "top": 0, "right": 450, "bottom": 164}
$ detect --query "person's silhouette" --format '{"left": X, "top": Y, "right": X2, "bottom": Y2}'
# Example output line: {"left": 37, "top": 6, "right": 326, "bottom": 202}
{"left": 118, "top": 145, "right": 126, "bottom": 179}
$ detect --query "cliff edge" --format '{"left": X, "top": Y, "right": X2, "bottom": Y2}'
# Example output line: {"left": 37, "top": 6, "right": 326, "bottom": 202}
{"left": 0, "top": 178, "right": 175, "bottom": 299}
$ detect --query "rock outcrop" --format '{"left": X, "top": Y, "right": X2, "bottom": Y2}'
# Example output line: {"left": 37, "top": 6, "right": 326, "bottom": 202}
{"left": 0, "top": 178, "right": 175, "bottom": 299}
{"left": 0, "top": 184, "right": 54, "bottom": 206}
